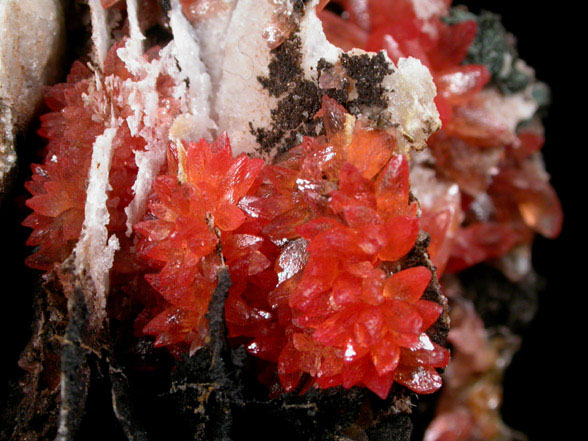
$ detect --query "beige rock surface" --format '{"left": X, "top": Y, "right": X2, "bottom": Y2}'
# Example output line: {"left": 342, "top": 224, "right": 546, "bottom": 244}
{"left": 0, "top": 0, "right": 65, "bottom": 194}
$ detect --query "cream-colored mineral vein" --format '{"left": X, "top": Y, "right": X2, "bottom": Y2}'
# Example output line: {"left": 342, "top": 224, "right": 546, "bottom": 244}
{"left": 73, "top": 124, "right": 120, "bottom": 325}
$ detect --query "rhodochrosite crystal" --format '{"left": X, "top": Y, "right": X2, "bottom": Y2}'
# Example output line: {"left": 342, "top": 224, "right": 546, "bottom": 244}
{"left": 135, "top": 135, "right": 264, "bottom": 352}
{"left": 23, "top": 62, "right": 103, "bottom": 270}
{"left": 235, "top": 98, "right": 448, "bottom": 398}
{"left": 134, "top": 97, "right": 448, "bottom": 398}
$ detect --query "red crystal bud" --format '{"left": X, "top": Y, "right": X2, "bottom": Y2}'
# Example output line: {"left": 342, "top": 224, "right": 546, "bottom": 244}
{"left": 383, "top": 267, "right": 432, "bottom": 303}
{"left": 377, "top": 216, "right": 420, "bottom": 262}
{"left": 374, "top": 154, "right": 414, "bottom": 218}
{"left": 435, "top": 65, "right": 491, "bottom": 106}
{"left": 430, "top": 20, "right": 478, "bottom": 71}
{"left": 394, "top": 365, "right": 443, "bottom": 394}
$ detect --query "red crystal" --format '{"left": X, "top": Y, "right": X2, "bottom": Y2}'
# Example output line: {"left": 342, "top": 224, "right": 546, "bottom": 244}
{"left": 429, "top": 20, "right": 478, "bottom": 71}
{"left": 435, "top": 65, "right": 490, "bottom": 106}
{"left": 135, "top": 135, "right": 264, "bottom": 351}
{"left": 23, "top": 62, "right": 96, "bottom": 270}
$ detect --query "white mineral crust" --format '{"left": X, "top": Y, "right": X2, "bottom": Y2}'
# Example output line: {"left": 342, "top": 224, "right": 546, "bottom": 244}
{"left": 212, "top": 0, "right": 278, "bottom": 155}
{"left": 73, "top": 124, "right": 120, "bottom": 326}
{"left": 384, "top": 57, "right": 440, "bottom": 151}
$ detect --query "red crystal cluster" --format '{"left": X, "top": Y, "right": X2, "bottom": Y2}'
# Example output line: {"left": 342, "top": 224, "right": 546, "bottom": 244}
{"left": 133, "top": 97, "right": 448, "bottom": 398}
{"left": 23, "top": 62, "right": 98, "bottom": 270}
{"left": 135, "top": 135, "right": 264, "bottom": 352}
{"left": 244, "top": 98, "right": 448, "bottom": 398}
{"left": 319, "top": 0, "right": 562, "bottom": 276}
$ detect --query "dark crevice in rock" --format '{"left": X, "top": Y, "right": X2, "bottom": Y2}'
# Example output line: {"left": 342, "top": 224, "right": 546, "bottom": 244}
{"left": 108, "top": 359, "right": 150, "bottom": 441}
{"left": 167, "top": 268, "right": 244, "bottom": 440}
{"left": 232, "top": 386, "right": 369, "bottom": 441}
{"left": 409, "top": 393, "right": 441, "bottom": 441}
{"left": 366, "top": 413, "right": 413, "bottom": 441}
{"left": 0, "top": 278, "right": 66, "bottom": 441}
{"left": 458, "top": 264, "right": 540, "bottom": 334}
{"left": 56, "top": 287, "right": 91, "bottom": 441}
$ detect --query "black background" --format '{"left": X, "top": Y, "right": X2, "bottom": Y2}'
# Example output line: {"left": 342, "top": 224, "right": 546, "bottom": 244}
{"left": 461, "top": 1, "right": 581, "bottom": 440}
{"left": 0, "top": 1, "right": 582, "bottom": 440}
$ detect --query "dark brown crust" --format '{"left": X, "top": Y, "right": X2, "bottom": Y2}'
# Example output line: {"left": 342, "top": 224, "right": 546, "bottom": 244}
{"left": 251, "top": 32, "right": 396, "bottom": 157}
{"left": 252, "top": 35, "right": 325, "bottom": 156}
{"left": 397, "top": 232, "right": 450, "bottom": 347}
{"left": 339, "top": 52, "right": 392, "bottom": 116}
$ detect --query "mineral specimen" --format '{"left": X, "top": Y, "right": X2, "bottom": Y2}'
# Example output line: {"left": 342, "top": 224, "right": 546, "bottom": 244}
{"left": 1, "top": 0, "right": 562, "bottom": 440}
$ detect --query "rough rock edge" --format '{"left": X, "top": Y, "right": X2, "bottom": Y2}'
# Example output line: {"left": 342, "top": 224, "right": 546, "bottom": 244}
{"left": 168, "top": 268, "right": 415, "bottom": 441}
{"left": 0, "top": 277, "right": 66, "bottom": 441}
